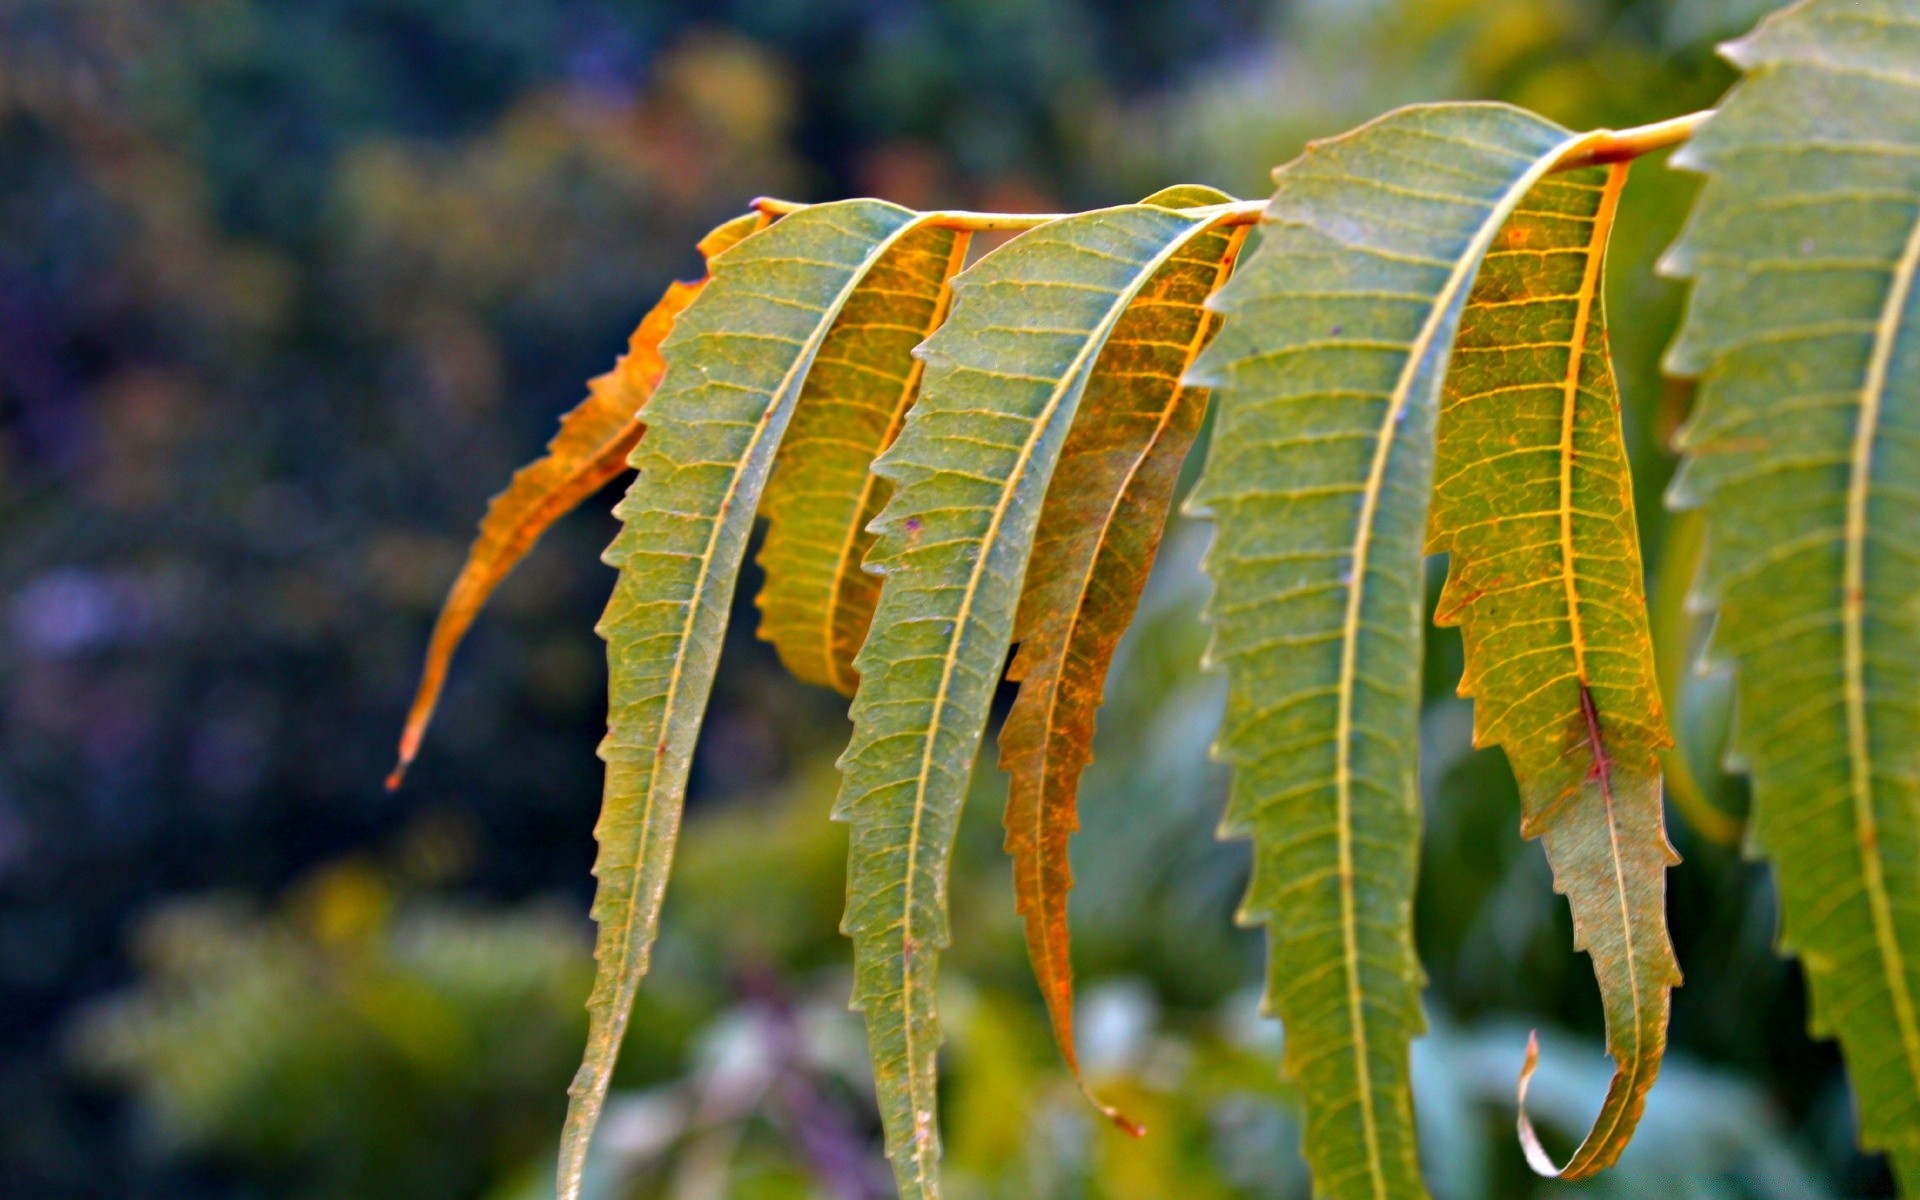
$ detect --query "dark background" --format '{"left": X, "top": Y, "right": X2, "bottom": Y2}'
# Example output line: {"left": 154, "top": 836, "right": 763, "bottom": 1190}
{"left": 0, "top": 1, "right": 1879, "bottom": 1197}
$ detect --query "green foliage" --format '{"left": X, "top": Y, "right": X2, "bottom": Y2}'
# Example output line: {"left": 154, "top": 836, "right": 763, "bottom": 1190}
{"left": 1188, "top": 103, "right": 1592, "bottom": 1199}
{"left": 73, "top": 866, "right": 590, "bottom": 1200}
{"left": 380, "top": 1, "right": 1920, "bottom": 1194}
{"left": 566, "top": 199, "right": 923, "bottom": 1198}
{"left": 836, "top": 201, "right": 1242, "bottom": 1197}
{"left": 1663, "top": 0, "right": 1920, "bottom": 1184}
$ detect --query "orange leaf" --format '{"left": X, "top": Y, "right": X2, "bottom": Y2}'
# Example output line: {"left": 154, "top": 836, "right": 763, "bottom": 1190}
{"left": 388, "top": 212, "right": 767, "bottom": 787}
{"left": 997, "top": 193, "right": 1245, "bottom": 1130}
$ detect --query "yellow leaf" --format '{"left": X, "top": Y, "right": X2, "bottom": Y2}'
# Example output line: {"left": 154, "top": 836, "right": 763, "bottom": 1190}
{"left": 755, "top": 223, "right": 971, "bottom": 693}
{"left": 1427, "top": 163, "right": 1679, "bottom": 1178}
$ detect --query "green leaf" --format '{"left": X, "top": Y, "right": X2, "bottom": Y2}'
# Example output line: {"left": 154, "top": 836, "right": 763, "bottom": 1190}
{"left": 755, "top": 223, "right": 972, "bottom": 694}
{"left": 997, "top": 182, "right": 1243, "bottom": 1131}
{"left": 1187, "top": 103, "right": 1589, "bottom": 1200}
{"left": 835, "top": 202, "right": 1233, "bottom": 1199}
{"left": 560, "top": 198, "right": 926, "bottom": 1200}
{"left": 1428, "top": 162, "right": 1679, "bottom": 1178}
{"left": 387, "top": 211, "right": 766, "bottom": 787}
{"left": 1662, "top": 0, "right": 1920, "bottom": 1181}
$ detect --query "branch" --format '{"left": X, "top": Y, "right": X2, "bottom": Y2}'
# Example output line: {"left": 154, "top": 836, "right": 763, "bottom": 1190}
{"left": 750, "top": 110, "right": 1715, "bottom": 232}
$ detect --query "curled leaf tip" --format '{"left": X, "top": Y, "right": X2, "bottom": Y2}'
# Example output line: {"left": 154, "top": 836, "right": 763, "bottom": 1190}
{"left": 1516, "top": 1030, "right": 1561, "bottom": 1178}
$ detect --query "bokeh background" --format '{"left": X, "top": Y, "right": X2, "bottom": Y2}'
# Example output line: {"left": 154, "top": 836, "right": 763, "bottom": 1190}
{"left": 0, "top": 0, "right": 1882, "bottom": 1196}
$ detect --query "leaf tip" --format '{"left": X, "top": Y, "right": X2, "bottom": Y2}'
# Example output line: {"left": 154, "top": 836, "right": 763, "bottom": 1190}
{"left": 1100, "top": 1100, "right": 1146, "bottom": 1139}
{"left": 385, "top": 726, "right": 424, "bottom": 791}
{"left": 1515, "top": 1029, "right": 1561, "bottom": 1178}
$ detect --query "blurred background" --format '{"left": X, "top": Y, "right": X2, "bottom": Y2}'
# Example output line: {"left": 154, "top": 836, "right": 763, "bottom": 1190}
{"left": 0, "top": 0, "right": 1880, "bottom": 1196}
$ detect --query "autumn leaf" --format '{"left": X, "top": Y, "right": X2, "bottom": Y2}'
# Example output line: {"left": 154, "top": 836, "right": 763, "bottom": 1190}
{"left": 563, "top": 200, "right": 931, "bottom": 1200}
{"left": 997, "top": 183, "right": 1243, "bottom": 1131}
{"left": 755, "top": 223, "right": 972, "bottom": 694}
{"left": 387, "top": 211, "right": 766, "bottom": 787}
{"left": 1427, "top": 162, "right": 1679, "bottom": 1178}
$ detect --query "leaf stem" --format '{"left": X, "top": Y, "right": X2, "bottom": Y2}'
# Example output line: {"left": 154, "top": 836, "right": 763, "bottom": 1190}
{"left": 750, "top": 110, "right": 1714, "bottom": 231}
{"left": 1550, "top": 110, "right": 1713, "bottom": 172}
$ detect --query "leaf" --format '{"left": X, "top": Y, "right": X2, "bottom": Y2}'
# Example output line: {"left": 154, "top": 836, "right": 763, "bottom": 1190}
{"left": 559, "top": 199, "right": 930, "bottom": 1200}
{"left": 996, "top": 182, "right": 1244, "bottom": 1131}
{"left": 755, "top": 223, "right": 973, "bottom": 693}
{"left": 387, "top": 211, "right": 766, "bottom": 787}
{"left": 1426, "top": 162, "right": 1679, "bottom": 1178}
{"left": 1186, "top": 104, "right": 1592, "bottom": 1200}
{"left": 834, "top": 202, "right": 1235, "bottom": 1199}
{"left": 1661, "top": 0, "right": 1920, "bottom": 1181}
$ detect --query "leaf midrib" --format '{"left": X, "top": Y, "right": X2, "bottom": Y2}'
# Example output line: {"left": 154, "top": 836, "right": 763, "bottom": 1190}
{"left": 890, "top": 209, "right": 1219, "bottom": 1187}
{"left": 1553, "top": 165, "right": 1647, "bottom": 1168}
{"left": 1841, "top": 198, "right": 1920, "bottom": 1106}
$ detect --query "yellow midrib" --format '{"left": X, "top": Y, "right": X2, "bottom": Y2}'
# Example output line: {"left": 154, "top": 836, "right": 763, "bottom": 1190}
{"left": 818, "top": 230, "right": 972, "bottom": 693}
{"left": 562, "top": 208, "right": 919, "bottom": 1200}
{"left": 892, "top": 208, "right": 1218, "bottom": 1190}
{"left": 1840, "top": 200, "right": 1920, "bottom": 1112}
{"left": 1556, "top": 163, "right": 1649, "bottom": 1168}
{"left": 1554, "top": 168, "right": 1624, "bottom": 690}
{"left": 1331, "top": 132, "right": 1587, "bottom": 1199}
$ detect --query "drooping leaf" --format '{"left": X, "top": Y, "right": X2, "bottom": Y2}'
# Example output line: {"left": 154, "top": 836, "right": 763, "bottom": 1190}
{"left": 1426, "top": 162, "right": 1679, "bottom": 1177}
{"left": 387, "top": 211, "right": 766, "bottom": 787}
{"left": 755, "top": 223, "right": 972, "bottom": 693}
{"left": 834, "top": 203, "right": 1234, "bottom": 1199}
{"left": 997, "top": 183, "right": 1244, "bottom": 1130}
{"left": 1662, "top": 0, "right": 1920, "bottom": 1181}
{"left": 1187, "top": 104, "right": 1592, "bottom": 1200}
{"left": 560, "top": 199, "right": 931, "bottom": 1200}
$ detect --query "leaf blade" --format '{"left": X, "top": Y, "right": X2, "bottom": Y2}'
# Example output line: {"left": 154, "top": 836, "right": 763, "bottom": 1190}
{"left": 755, "top": 224, "right": 972, "bottom": 693}
{"left": 387, "top": 212, "right": 766, "bottom": 786}
{"left": 997, "top": 185, "right": 1244, "bottom": 1128}
{"left": 560, "top": 199, "right": 923, "bottom": 1200}
{"left": 834, "top": 203, "right": 1228, "bottom": 1199}
{"left": 1663, "top": 0, "right": 1920, "bottom": 1180}
{"left": 1188, "top": 103, "right": 1588, "bottom": 1200}
{"left": 1427, "top": 162, "right": 1679, "bottom": 1178}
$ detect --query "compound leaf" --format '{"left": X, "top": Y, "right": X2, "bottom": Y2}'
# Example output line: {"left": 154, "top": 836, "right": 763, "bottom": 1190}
{"left": 561, "top": 199, "right": 929, "bottom": 1200}
{"left": 835, "top": 202, "right": 1232, "bottom": 1199}
{"left": 1662, "top": 0, "right": 1920, "bottom": 1181}
{"left": 998, "top": 183, "right": 1243, "bottom": 1129}
{"left": 1428, "top": 162, "right": 1679, "bottom": 1178}
{"left": 388, "top": 211, "right": 765, "bottom": 786}
{"left": 1187, "top": 104, "right": 1590, "bottom": 1200}
{"left": 755, "top": 223, "right": 972, "bottom": 693}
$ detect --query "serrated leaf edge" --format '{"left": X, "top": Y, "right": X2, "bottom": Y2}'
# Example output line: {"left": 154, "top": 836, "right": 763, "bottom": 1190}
{"left": 841, "top": 205, "right": 1234, "bottom": 1198}
{"left": 558, "top": 204, "right": 936, "bottom": 1200}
